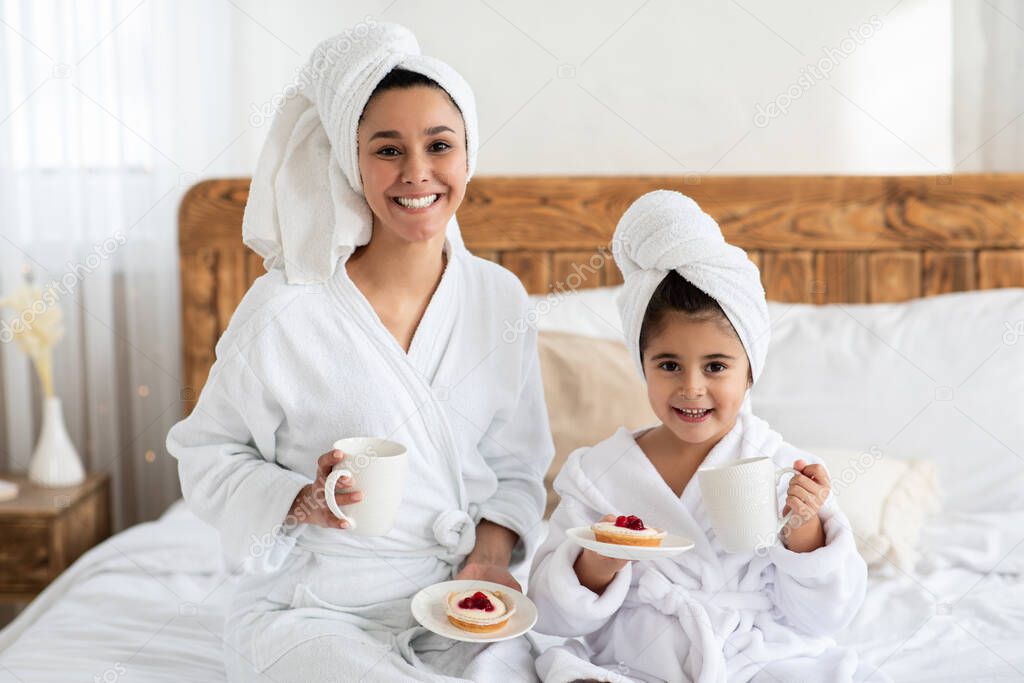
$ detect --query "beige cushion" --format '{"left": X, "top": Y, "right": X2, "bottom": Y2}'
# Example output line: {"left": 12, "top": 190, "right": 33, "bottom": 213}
{"left": 537, "top": 331, "right": 657, "bottom": 517}
{"left": 815, "top": 449, "right": 941, "bottom": 572}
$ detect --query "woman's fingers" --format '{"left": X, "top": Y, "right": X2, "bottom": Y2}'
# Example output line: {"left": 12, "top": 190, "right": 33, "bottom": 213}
{"left": 334, "top": 490, "right": 364, "bottom": 506}
{"left": 323, "top": 514, "right": 350, "bottom": 530}
{"left": 329, "top": 474, "right": 354, "bottom": 490}
{"left": 317, "top": 449, "right": 346, "bottom": 479}
{"left": 600, "top": 514, "right": 617, "bottom": 522}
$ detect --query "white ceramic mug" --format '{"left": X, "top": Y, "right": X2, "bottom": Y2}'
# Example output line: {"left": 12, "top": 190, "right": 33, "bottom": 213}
{"left": 697, "top": 457, "right": 798, "bottom": 553}
{"left": 324, "top": 437, "right": 408, "bottom": 537}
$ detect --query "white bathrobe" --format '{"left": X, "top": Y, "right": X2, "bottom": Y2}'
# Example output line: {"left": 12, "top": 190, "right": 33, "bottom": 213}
{"left": 529, "top": 412, "right": 868, "bottom": 683}
{"left": 166, "top": 242, "right": 554, "bottom": 682}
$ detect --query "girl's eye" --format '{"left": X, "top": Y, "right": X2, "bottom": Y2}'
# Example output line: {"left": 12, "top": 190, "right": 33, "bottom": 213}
{"left": 706, "top": 362, "right": 727, "bottom": 373}
{"left": 376, "top": 146, "right": 400, "bottom": 157}
{"left": 429, "top": 141, "right": 451, "bottom": 153}
{"left": 658, "top": 361, "right": 679, "bottom": 372}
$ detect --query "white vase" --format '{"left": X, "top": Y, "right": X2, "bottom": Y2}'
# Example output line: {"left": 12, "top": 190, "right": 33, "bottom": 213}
{"left": 28, "top": 396, "right": 85, "bottom": 487}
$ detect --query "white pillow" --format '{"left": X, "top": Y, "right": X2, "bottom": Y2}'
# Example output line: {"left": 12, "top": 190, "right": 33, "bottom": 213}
{"left": 529, "top": 286, "right": 1024, "bottom": 514}
{"left": 527, "top": 287, "right": 624, "bottom": 341}
{"left": 754, "top": 290, "right": 1024, "bottom": 514}
{"left": 815, "top": 448, "right": 940, "bottom": 572}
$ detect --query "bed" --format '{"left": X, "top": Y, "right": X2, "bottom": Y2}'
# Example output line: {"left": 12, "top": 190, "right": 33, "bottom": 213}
{"left": 1, "top": 175, "right": 1023, "bottom": 682}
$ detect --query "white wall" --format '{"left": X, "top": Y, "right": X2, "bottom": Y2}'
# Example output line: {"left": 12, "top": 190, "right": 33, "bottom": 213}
{"left": 209, "top": 0, "right": 1020, "bottom": 178}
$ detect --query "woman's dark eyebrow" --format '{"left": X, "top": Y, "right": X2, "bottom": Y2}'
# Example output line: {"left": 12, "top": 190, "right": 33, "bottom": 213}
{"left": 369, "top": 125, "right": 455, "bottom": 141}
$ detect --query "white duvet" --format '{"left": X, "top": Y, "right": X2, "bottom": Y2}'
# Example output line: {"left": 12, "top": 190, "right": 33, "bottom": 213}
{"left": 2, "top": 501, "right": 1023, "bottom": 682}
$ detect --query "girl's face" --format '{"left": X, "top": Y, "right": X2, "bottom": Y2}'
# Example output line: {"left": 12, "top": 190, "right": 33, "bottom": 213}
{"left": 356, "top": 86, "right": 468, "bottom": 245}
{"left": 642, "top": 312, "right": 752, "bottom": 450}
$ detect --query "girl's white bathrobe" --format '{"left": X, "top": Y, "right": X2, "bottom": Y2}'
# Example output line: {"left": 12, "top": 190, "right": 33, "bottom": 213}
{"left": 529, "top": 412, "right": 868, "bottom": 683}
{"left": 166, "top": 243, "right": 554, "bottom": 682}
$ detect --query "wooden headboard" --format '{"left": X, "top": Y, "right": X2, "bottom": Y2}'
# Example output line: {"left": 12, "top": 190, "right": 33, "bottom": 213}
{"left": 178, "top": 174, "right": 1024, "bottom": 413}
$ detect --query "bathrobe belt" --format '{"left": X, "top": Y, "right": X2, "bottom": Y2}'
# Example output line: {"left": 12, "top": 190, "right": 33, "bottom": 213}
{"left": 629, "top": 568, "right": 774, "bottom": 621}
{"left": 624, "top": 569, "right": 775, "bottom": 682}
{"left": 293, "top": 505, "right": 479, "bottom": 562}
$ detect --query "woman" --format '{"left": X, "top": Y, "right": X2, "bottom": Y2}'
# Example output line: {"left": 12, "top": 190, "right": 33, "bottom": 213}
{"left": 166, "top": 23, "right": 553, "bottom": 681}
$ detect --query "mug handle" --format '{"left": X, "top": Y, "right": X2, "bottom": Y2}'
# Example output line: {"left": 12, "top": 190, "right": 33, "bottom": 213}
{"left": 774, "top": 467, "right": 800, "bottom": 534}
{"left": 324, "top": 467, "right": 357, "bottom": 529}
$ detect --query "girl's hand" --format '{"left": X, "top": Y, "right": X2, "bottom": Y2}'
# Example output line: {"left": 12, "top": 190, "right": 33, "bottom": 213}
{"left": 286, "top": 449, "right": 364, "bottom": 530}
{"left": 782, "top": 459, "right": 829, "bottom": 552}
{"left": 573, "top": 515, "right": 632, "bottom": 594}
{"left": 783, "top": 460, "right": 831, "bottom": 527}
{"left": 455, "top": 561, "right": 522, "bottom": 592}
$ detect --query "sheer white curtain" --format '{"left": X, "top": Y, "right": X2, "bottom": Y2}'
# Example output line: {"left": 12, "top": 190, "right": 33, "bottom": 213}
{"left": 0, "top": 0, "right": 238, "bottom": 528}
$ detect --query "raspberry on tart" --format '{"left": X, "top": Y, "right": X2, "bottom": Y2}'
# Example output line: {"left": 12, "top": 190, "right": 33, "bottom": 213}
{"left": 445, "top": 589, "right": 516, "bottom": 633}
{"left": 591, "top": 514, "right": 667, "bottom": 547}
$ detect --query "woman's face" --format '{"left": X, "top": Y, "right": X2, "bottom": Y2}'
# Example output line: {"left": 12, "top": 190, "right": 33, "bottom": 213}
{"left": 357, "top": 86, "right": 468, "bottom": 245}
{"left": 642, "top": 312, "right": 752, "bottom": 451}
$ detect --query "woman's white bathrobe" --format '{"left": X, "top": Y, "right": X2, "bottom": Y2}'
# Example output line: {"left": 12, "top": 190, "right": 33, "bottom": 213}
{"left": 529, "top": 412, "right": 868, "bottom": 683}
{"left": 166, "top": 243, "right": 554, "bottom": 682}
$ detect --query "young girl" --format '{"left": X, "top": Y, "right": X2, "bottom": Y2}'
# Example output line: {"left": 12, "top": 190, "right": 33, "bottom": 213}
{"left": 529, "top": 191, "right": 868, "bottom": 683}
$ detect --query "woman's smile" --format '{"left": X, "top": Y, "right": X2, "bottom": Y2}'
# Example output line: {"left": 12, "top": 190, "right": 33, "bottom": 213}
{"left": 391, "top": 192, "right": 445, "bottom": 212}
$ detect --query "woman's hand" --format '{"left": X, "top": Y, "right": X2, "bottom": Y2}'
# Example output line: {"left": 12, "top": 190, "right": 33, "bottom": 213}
{"left": 573, "top": 514, "right": 631, "bottom": 595}
{"left": 286, "top": 449, "right": 364, "bottom": 530}
{"left": 782, "top": 459, "right": 830, "bottom": 552}
{"left": 455, "top": 560, "right": 521, "bottom": 592}
{"left": 456, "top": 520, "right": 521, "bottom": 591}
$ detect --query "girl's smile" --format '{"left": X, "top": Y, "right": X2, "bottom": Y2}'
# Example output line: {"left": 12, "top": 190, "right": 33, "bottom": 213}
{"left": 671, "top": 406, "right": 714, "bottom": 423}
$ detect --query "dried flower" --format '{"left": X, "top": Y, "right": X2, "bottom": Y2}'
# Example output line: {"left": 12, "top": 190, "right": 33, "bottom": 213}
{"left": 0, "top": 282, "right": 65, "bottom": 397}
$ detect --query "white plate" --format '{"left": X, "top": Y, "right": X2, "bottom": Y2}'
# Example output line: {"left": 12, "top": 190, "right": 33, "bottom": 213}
{"left": 566, "top": 526, "right": 695, "bottom": 560}
{"left": 410, "top": 579, "right": 538, "bottom": 643}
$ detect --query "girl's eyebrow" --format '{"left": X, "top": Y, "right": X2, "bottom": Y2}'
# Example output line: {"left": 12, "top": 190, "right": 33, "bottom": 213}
{"left": 369, "top": 125, "right": 456, "bottom": 141}
{"left": 650, "top": 352, "right": 736, "bottom": 361}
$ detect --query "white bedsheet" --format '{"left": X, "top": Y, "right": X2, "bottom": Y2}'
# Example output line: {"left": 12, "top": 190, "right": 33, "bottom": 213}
{"left": 2, "top": 503, "right": 1023, "bottom": 682}
{"left": 0, "top": 502, "right": 235, "bottom": 683}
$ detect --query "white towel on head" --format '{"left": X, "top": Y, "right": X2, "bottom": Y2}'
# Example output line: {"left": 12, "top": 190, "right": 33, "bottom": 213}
{"left": 242, "top": 22, "right": 478, "bottom": 285}
{"left": 611, "top": 189, "right": 771, "bottom": 383}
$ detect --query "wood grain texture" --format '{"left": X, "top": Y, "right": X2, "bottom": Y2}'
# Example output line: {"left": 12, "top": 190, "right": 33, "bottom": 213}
{"left": 551, "top": 251, "right": 605, "bottom": 291}
{"left": 924, "top": 251, "right": 976, "bottom": 295}
{"left": 979, "top": 250, "right": 1024, "bottom": 289}
{"left": 762, "top": 252, "right": 815, "bottom": 303}
{"left": 869, "top": 252, "right": 923, "bottom": 302}
{"left": 500, "top": 250, "right": 550, "bottom": 295}
{"left": 0, "top": 474, "right": 111, "bottom": 601}
{"left": 816, "top": 252, "right": 868, "bottom": 304}
{"left": 178, "top": 175, "right": 1024, "bottom": 414}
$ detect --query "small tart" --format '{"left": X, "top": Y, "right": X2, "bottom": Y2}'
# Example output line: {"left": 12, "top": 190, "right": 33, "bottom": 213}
{"left": 591, "top": 516, "right": 666, "bottom": 547}
{"left": 445, "top": 589, "right": 516, "bottom": 633}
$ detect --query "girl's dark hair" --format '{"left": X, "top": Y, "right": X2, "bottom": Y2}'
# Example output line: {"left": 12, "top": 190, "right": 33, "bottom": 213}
{"left": 359, "top": 68, "right": 461, "bottom": 121}
{"left": 638, "top": 271, "right": 735, "bottom": 359}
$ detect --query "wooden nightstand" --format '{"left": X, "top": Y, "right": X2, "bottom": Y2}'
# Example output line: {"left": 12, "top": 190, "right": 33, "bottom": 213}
{"left": 0, "top": 473, "right": 111, "bottom": 603}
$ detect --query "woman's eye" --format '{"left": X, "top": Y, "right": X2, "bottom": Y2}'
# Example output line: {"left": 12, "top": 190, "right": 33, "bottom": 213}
{"left": 706, "top": 362, "right": 727, "bottom": 373}
{"left": 429, "top": 141, "right": 451, "bottom": 153}
{"left": 658, "top": 361, "right": 679, "bottom": 372}
{"left": 376, "top": 146, "right": 400, "bottom": 157}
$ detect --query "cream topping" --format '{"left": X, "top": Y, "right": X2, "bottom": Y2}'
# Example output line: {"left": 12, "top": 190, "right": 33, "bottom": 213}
{"left": 445, "top": 590, "right": 514, "bottom": 624}
{"left": 591, "top": 521, "right": 667, "bottom": 538}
